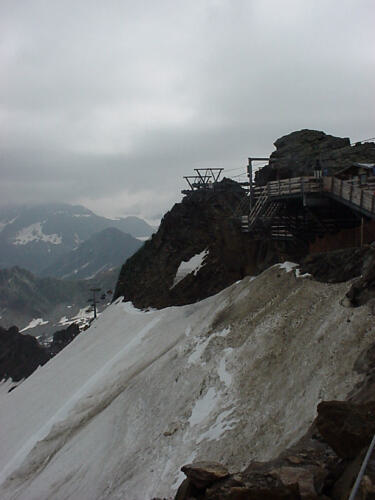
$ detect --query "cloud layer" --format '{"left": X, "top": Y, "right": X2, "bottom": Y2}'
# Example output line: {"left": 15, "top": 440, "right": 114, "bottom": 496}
{"left": 1, "top": 0, "right": 374, "bottom": 219}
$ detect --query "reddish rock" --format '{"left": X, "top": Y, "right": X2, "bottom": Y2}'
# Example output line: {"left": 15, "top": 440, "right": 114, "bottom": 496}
{"left": 181, "top": 462, "right": 230, "bottom": 489}
{"left": 204, "top": 471, "right": 301, "bottom": 500}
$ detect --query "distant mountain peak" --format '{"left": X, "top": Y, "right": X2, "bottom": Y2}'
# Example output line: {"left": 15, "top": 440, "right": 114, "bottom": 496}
{"left": 0, "top": 203, "right": 155, "bottom": 274}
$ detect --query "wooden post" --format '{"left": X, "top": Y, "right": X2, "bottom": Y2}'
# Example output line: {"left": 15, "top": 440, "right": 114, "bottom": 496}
{"left": 350, "top": 183, "right": 353, "bottom": 202}
{"left": 339, "top": 179, "right": 343, "bottom": 198}
{"left": 361, "top": 217, "right": 364, "bottom": 247}
{"left": 360, "top": 189, "right": 364, "bottom": 209}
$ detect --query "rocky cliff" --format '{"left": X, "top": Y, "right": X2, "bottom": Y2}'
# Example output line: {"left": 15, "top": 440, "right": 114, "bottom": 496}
{"left": 114, "top": 130, "right": 375, "bottom": 310}
{"left": 255, "top": 129, "right": 375, "bottom": 185}
{"left": 114, "top": 179, "right": 305, "bottom": 308}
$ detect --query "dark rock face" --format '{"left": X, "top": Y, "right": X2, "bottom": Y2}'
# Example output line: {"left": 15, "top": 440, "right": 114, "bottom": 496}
{"left": 114, "top": 179, "right": 305, "bottom": 309}
{"left": 0, "top": 325, "right": 50, "bottom": 382}
{"left": 300, "top": 246, "right": 375, "bottom": 283}
{"left": 316, "top": 401, "right": 375, "bottom": 459}
{"left": 49, "top": 323, "right": 80, "bottom": 356}
{"left": 299, "top": 245, "right": 375, "bottom": 308}
{"left": 255, "top": 129, "right": 375, "bottom": 186}
{"left": 345, "top": 246, "right": 375, "bottom": 307}
{"left": 0, "top": 322, "right": 82, "bottom": 384}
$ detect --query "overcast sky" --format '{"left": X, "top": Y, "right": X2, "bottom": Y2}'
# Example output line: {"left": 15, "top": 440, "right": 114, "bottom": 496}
{"left": 1, "top": 0, "right": 374, "bottom": 222}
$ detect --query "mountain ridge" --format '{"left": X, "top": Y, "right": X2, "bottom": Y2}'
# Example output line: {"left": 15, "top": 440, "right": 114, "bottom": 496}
{"left": 0, "top": 203, "right": 155, "bottom": 274}
{"left": 40, "top": 227, "right": 142, "bottom": 280}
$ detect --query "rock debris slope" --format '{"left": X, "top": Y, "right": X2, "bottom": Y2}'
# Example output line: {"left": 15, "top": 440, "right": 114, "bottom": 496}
{"left": 0, "top": 263, "right": 373, "bottom": 499}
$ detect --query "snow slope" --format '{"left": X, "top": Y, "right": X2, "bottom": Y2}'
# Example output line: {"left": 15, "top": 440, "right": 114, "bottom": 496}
{"left": 0, "top": 264, "right": 374, "bottom": 500}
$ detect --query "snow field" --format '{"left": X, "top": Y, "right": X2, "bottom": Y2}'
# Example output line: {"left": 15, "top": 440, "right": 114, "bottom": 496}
{"left": 12, "top": 222, "right": 62, "bottom": 245}
{"left": 0, "top": 263, "right": 374, "bottom": 499}
{"left": 171, "top": 249, "right": 208, "bottom": 288}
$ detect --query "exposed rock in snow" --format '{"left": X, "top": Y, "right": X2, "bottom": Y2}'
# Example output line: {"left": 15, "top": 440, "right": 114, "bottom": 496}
{"left": 58, "top": 306, "right": 93, "bottom": 329}
{"left": 0, "top": 264, "right": 374, "bottom": 499}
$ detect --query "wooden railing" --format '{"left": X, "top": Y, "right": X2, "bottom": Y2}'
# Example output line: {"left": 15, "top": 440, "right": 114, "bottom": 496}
{"left": 253, "top": 177, "right": 322, "bottom": 198}
{"left": 252, "top": 176, "right": 375, "bottom": 216}
{"left": 323, "top": 177, "right": 375, "bottom": 215}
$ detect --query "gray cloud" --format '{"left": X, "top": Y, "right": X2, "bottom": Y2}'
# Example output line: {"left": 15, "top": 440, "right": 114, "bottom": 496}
{"left": 1, "top": 0, "right": 374, "bottom": 219}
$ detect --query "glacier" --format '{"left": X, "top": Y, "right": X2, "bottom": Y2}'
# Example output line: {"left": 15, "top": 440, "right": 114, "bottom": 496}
{"left": 0, "top": 263, "right": 373, "bottom": 500}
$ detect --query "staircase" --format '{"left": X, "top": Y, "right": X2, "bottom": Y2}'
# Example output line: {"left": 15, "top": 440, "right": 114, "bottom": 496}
{"left": 240, "top": 175, "right": 375, "bottom": 239}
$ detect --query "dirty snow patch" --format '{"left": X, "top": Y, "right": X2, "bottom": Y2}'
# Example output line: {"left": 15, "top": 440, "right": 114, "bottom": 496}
{"left": 172, "top": 249, "right": 208, "bottom": 288}
{"left": 188, "top": 327, "right": 231, "bottom": 366}
{"left": 20, "top": 318, "right": 49, "bottom": 332}
{"left": 197, "top": 408, "right": 238, "bottom": 443}
{"left": 218, "top": 348, "right": 234, "bottom": 387}
{"left": 189, "top": 387, "right": 219, "bottom": 426}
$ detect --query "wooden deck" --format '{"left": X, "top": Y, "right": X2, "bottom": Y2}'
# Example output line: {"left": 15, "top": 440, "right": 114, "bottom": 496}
{"left": 252, "top": 176, "right": 375, "bottom": 217}
{"left": 323, "top": 177, "right": 375, "bottom": 217}
{"left": 242, "top": 175, "right": 375, "bottom": 236}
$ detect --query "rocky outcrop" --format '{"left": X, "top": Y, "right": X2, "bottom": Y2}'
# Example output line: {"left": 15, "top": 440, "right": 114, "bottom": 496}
{"left": 300, "top": 246, "right": 375, "bottom": 284}
{"left": 49, "top": 323, "right": 80, "bottom": 356}
{"left": 298, "top": 245, "right": 375, "bottom": 310}
{"left": 175, "top": 442, "right": 337, "bottom": 499}
{"left": 173, "top": 337, "right": 375, "bottom": 500}
{"left": 316, "top": 401, "right": 375, "bottom": 460}
{"left": 114, "top": 179, "right": 306, "bottom": 309}
{"left": 0, "top": 325, "right": 50, "bottom": 382}
{"left": 0, "top": 322, "right": 82, "bottom": 385}
{"left": 345, "top": 248, "right": 375, "bottom": 307}
{"left": 255, "top": 129, "right": 375, "bottom": 185}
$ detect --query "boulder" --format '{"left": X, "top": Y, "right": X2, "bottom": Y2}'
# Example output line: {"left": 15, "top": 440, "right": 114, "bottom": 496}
{"left": 181, "top": 462, "right": 230, "bottom": 489}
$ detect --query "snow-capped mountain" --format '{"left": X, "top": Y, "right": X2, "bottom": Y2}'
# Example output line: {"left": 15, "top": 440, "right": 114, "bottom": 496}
{"left": 40, "top": 227, "right": 142, "bottom": 280}
{"left": 0, "top": 263, "right": 373, "bottom": 499}
{"left": 0, "top": 203, "right": 155, "bottom": 274}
